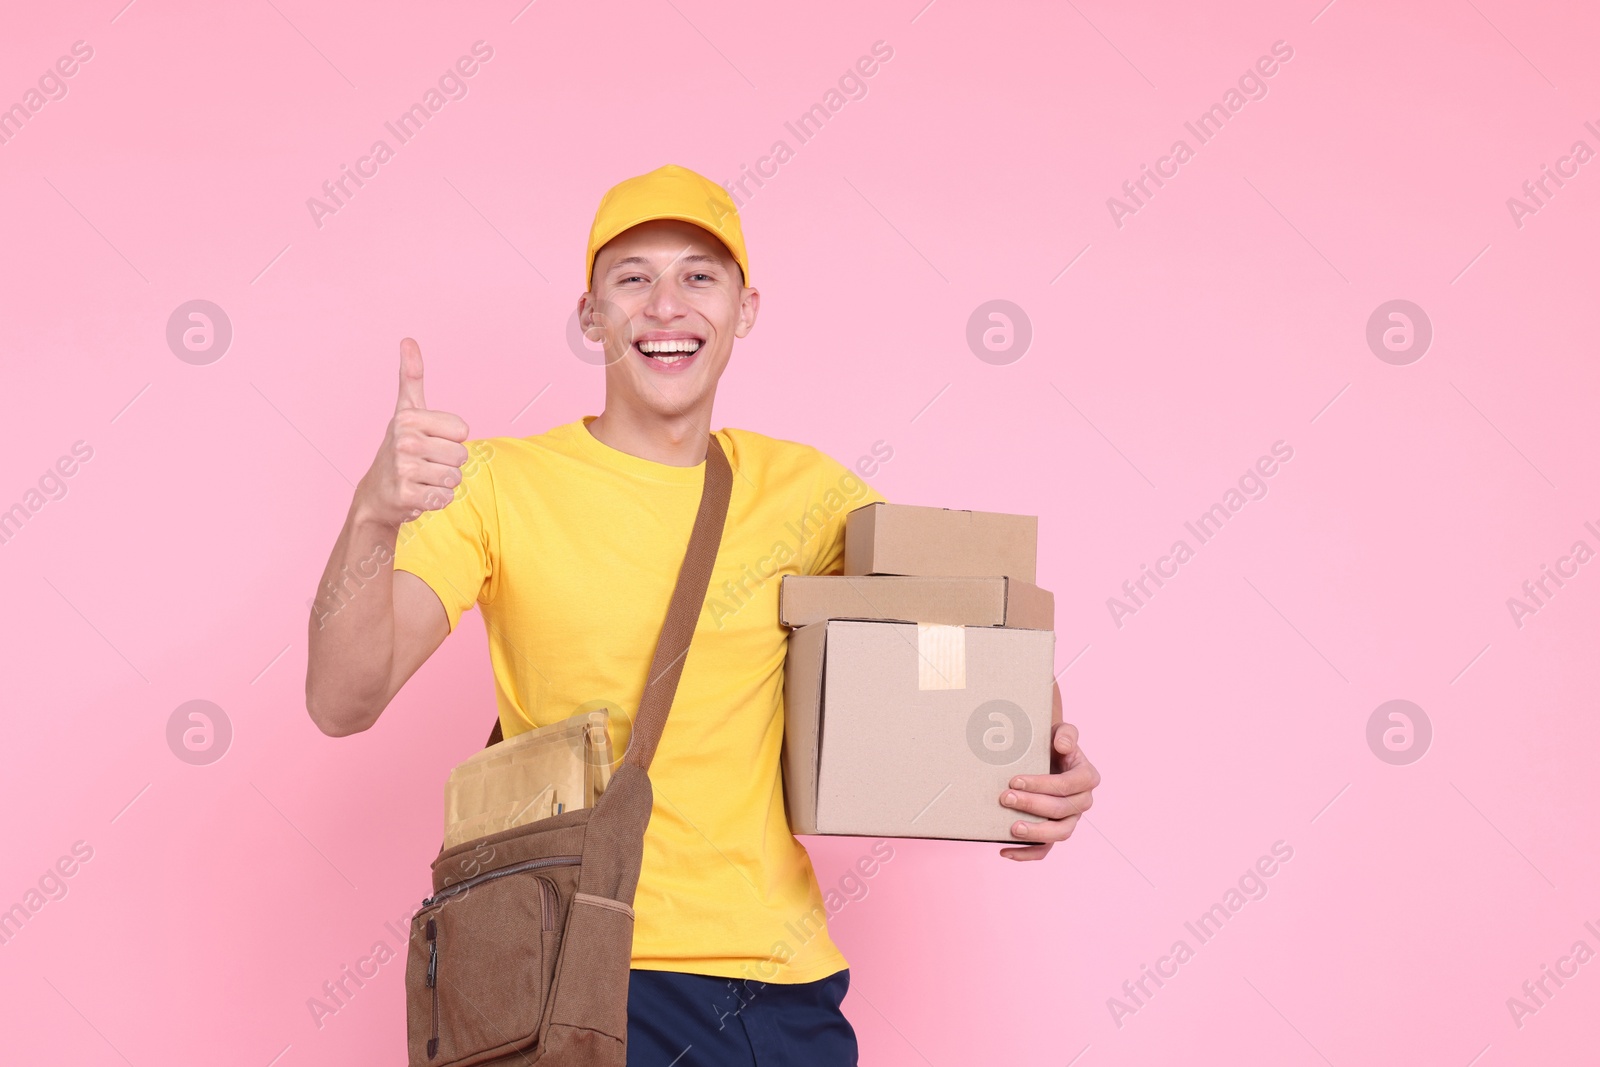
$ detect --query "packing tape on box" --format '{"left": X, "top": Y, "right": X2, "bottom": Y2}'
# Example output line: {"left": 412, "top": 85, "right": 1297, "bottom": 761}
{"left": 916, "top": 624, "right": 967, "bottom": 690}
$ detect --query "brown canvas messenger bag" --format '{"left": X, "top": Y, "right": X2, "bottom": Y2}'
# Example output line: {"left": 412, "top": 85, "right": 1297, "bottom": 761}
{"left": 404, "top": 434, "right": 733, "bottom": 1066}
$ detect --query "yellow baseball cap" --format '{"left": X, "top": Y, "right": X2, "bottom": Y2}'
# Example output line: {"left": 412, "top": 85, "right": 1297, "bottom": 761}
{"left": 585, "top": 164, "right": 750, "bottom": 290}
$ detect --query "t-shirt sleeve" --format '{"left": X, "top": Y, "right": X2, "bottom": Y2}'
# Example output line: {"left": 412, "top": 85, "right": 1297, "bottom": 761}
{"left": 392, "top": 438, "right": 501, "bottom": 633}
{"left": 803, "top": 447, "right": 888, "bottom": 577}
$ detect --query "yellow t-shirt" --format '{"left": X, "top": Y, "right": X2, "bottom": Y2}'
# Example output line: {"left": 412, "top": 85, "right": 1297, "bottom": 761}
{"left": 393, "top": 416, "right": 886, "bottom": 984}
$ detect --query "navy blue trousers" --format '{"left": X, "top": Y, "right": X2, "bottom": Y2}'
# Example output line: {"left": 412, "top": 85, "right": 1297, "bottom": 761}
{"left": 626, "top": 968, "right": 858, "bottom": 1066}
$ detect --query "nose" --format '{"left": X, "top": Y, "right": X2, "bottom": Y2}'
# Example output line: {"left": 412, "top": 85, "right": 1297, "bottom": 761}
{"left": 640, "top": 273, "right": 688, "bottom": 324}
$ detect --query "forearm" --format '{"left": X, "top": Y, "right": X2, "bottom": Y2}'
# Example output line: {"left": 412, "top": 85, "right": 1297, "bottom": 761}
{"left": 305, "top": 496, "right": 402, "bottom": 735}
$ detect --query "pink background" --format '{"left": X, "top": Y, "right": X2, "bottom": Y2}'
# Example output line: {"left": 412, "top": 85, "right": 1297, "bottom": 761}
{"left": 2, "top": 0, "right": 1597, "bottom": 1063}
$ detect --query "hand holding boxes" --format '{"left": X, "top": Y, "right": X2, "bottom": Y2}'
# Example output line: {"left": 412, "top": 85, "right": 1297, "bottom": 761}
{"left": 780, "top": 503, "right": 1057, "bottom": 843}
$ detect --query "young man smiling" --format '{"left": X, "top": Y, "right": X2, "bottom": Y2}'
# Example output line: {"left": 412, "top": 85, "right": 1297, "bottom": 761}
{"left": 305, "top": 164, "right": 1099, "bottom": 1065}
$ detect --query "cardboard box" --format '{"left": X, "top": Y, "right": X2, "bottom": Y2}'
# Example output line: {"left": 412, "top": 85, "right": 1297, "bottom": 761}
{"left": 782, "top": 620, "right": 1056, "bottom": 842}
{"left": 779, "top": 575, "right": 1054, "bottom": 631}
{"left": 844, "top": 502, "right": 1038, "bottom": 583}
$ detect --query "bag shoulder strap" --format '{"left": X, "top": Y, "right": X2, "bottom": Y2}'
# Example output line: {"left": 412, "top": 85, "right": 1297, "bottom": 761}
{"left": 483, "top": 434, "right": 733, "bottom": 771}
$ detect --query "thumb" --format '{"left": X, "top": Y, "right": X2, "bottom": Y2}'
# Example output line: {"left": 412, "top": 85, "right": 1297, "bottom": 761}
{"left": 397, "top": 337, "right": 427, "bottom": 412}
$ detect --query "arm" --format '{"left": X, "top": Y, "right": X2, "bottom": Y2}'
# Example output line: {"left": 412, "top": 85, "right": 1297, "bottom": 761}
{"left": 304, "top": 338, "right": 470, "bottom": 737}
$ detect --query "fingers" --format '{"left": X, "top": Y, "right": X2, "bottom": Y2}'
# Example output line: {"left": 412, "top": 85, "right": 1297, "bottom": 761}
{"left": 393, "top": 412, "right": 471, "bottom": 453}
{"left": 389, "top": 450, "right": 463, "bottom": 515}
{"left": 1006, "top": 812, "right": 1080, "bottom": 847}
{"left": 360, "top": 338, "right": 475, "bottom": 530}
{"left": 394, "top": 407, "right": 469, "bottom": 444}
{"left": 412, "top": 459, "right": 464, "bottom": 491}
{"left": 1008, "top": 724, "right": 1100, "bottom": 795}
{"left": 1000, "top": 842, "right": 1053, "bottom": 862}
{"left": 377, "top": 415, "right": 469, "bottom": 526}
{"left": 1054, "top": 721, "right": 1080, "bottom": 752}
{"left": 1008, "top": 760, "right": 1100, "bottom": 800}
{"left": 405, "top": 435, "right": 471, "bottom": 468}
{"left": 397, "top": 337, "right": 427, "bottom": 413}
{"left": 1001, "top": 782, "right": 1093, "bottom": 820}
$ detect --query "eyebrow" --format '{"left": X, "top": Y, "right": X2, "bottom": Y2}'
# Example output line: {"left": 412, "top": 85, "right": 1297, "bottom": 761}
{"left": 607, "top": 253, "right": 724, "bottom": 272}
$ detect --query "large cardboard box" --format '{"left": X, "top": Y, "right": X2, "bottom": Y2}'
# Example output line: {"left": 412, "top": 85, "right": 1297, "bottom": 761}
{"left": 844, "top": 502, "right": 1038, "bottom": 583}
{"left": 783, "top": 620, "right": 1056, "bottom": 842}
{"left": 779, "top": 575, "right": 1054, "bottom": 630}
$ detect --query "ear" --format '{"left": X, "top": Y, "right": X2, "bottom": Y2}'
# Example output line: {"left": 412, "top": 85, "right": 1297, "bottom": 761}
{"left": 735, "top": 287, "right": 761, "bottom": 339}
{"left": 576, "top": 293, "right": 601, "bottom": 339}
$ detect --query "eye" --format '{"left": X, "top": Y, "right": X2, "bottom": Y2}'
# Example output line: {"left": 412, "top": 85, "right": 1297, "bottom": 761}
{"left": 689, "top": 272, "right": 714, "bottom": 282}
{"left": 619, "top": 273, "right": 646, "bottom": 284}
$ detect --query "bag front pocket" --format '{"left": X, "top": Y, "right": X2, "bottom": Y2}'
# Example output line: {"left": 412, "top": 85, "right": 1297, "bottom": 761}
{"left": 542, "top": 891, "right": 637, "bottom": 1046}
{"left": 407, "top": 855, "right": 578, "bottom": 1067}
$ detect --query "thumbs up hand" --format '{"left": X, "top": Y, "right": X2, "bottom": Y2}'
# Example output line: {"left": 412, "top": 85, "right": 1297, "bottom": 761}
{"left": 356, "top": 338, "right": 472, "bottom": 529}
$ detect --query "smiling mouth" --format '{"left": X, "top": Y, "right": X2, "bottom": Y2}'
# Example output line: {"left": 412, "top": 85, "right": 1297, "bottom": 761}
{"left": 634, "top": 338, "right": 704, "bottom": 368}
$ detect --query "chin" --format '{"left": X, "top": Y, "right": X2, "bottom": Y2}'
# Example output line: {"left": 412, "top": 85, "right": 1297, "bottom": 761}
{"left": 628, "top": 352, "right": 725, "bottom": 411}
{"left": 641, "top": 382, "right": 713, "bottom": 417}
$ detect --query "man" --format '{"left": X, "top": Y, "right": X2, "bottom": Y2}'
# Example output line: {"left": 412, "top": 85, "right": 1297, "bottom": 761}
{"left": 305, "top": 164, "right": 1099, "bottom": 1065}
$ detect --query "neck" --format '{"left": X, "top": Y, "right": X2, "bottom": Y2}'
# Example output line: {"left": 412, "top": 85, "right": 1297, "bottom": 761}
{"left": 587, "top": 396, "right": 713, "bottom": 467}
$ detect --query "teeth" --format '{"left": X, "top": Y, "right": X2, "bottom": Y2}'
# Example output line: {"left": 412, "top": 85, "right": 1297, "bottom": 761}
{"left": 638, "top": 339, "right": 702, "bottom": 354}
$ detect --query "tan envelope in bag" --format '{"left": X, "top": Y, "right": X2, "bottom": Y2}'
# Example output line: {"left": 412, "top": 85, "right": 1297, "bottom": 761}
{"left": 441, "top": 709, "right": 614, "bottom": 851}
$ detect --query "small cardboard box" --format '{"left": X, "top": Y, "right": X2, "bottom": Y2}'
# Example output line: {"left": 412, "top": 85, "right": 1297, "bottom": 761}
{"left": 843, "top": 502, "right": 1038, "bottom": 583}
{"left": 783, "top": 620, "right": 1056, "bottom": 842}
{"left": 779, "top": 575, "right": 1054, "bottom": 631}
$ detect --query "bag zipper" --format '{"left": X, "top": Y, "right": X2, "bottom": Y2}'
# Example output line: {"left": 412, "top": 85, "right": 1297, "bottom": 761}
{"left": 425, "top": 918, "right": 439, "bottom": 1059}
{"left": 536, "top": 875, "right": 556, "bottom": 931}
{"left": 421, "top": 854, "right": 580, "bottom": 908}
